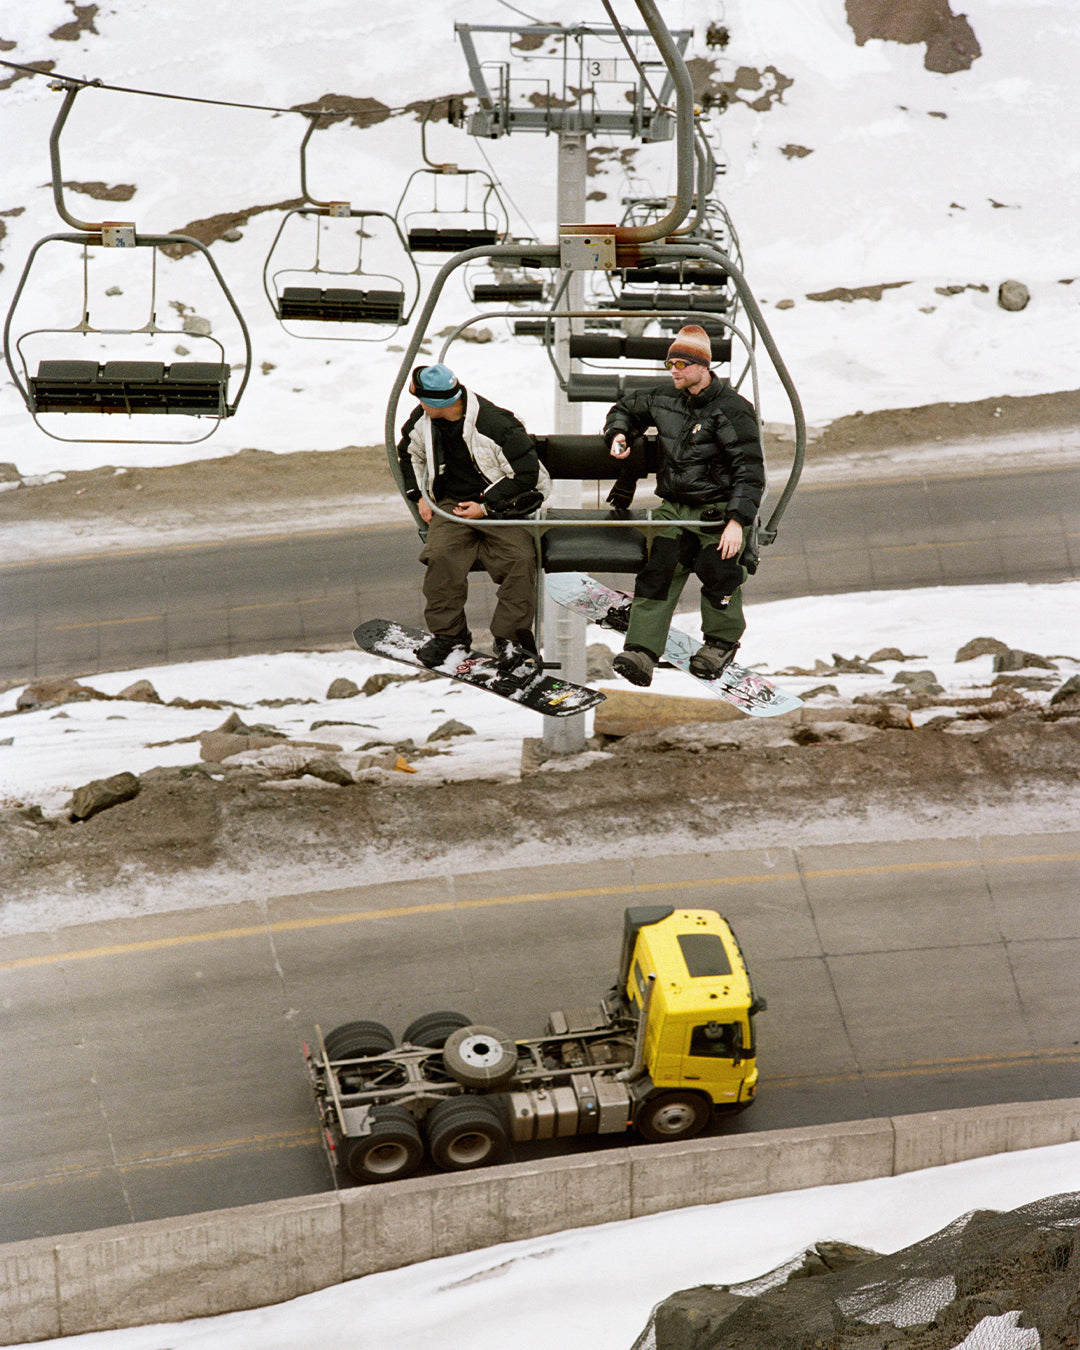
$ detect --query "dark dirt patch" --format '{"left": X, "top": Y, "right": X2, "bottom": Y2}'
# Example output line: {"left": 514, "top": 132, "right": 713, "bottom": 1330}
{"left": 845, "top": 0, "right": 981, "bottom": 73}
{"left": 1, "top": 713, "right": 1077, "bottom": 907}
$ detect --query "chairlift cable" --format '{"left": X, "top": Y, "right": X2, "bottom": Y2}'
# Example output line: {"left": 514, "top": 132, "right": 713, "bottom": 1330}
{"left": 597, "top": 0, "right": 663, "bottom": 108}
{"left": 0, "top": 56, "right": 413, "bottom": 121}
{"left": 473, "top": 139, "right": 538, "bottom": 243}
{"left": 493, "top": 0, "right": 546, "bottom": 24}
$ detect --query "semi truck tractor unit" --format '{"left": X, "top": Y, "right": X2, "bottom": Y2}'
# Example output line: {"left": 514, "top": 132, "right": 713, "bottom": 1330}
{"left": 307, "top": 905, "right": 766, "bottom": 1183}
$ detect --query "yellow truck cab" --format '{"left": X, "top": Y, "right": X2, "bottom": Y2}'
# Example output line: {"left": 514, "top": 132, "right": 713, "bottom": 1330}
{"left": 618, "top": 906, "right": 765, "bottom": 1123}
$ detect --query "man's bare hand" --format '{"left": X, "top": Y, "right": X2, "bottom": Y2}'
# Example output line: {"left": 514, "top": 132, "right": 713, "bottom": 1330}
{"left": 453, "top": 501, "right": 486, "bottom": 519}
{"left": 717, "top": 519, "right": 744, "bottom": 559}
{"left": 609, "top": 433, "right": 630, "bottom": 460}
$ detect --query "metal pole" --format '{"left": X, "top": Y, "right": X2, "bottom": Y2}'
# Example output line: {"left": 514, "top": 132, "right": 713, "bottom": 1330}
{"left": 542, "top": 130, "right": 588, "bottom": 755}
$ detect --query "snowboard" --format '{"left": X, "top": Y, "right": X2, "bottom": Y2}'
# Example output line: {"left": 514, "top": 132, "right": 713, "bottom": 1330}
{"left": 544, "top": 572, "right": 802, "bottom": 718}
{"left": 353, "top": 619, "right": 605, "bottom": 718}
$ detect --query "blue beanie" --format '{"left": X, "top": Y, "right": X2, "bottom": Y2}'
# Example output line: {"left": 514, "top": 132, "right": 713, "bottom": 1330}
{"left": 414, "top": 363, "right": 463, "bottom": 408}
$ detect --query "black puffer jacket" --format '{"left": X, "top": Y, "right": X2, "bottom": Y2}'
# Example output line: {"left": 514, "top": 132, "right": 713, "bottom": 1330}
{"left": 603, "top": 376, "right": 765, "bottom": 524}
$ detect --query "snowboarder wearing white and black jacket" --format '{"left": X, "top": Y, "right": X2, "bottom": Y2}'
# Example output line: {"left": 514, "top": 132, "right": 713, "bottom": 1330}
{"left": 603, "top": 324, "right": 766, "bottom": 688}
{"left": 396, "top": 363, "right": 551, "bottom": 673}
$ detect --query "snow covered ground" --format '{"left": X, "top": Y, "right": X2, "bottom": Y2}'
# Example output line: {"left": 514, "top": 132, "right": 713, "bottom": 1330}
{"left": 3, "top": 579, "right": 1077, "bottom": 824}
{"left": 6, "top": 1140, "right": 1079, "bottom": 1350}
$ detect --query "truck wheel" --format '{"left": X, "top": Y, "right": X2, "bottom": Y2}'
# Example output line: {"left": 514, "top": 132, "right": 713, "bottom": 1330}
{"left": 324, "top": 1020, "right": 395, "bottom": 1060}
{"left": 442, "top": 1024, "right": 518, "bottom": 1089}
{"left": 634, "top": 1091, "right": 711, "bottom": 1143}
{"left": 425, "top": 1097, "right": 508, "bottom": 1171}
{"left": 402, "top": 1010, "right": 473, "bottom": 1049}
{"left": 342, "top": 1106, "right": 423, "bottom": 1183}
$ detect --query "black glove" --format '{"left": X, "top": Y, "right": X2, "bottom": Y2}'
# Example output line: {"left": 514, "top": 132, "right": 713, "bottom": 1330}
{"left": 483, "top": 488, "right": 545, "bottom": 519}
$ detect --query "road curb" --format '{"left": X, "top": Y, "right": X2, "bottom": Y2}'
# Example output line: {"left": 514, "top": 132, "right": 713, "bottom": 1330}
{"left": 3, "top": 1096, "right": 1079, "bottom": 1343}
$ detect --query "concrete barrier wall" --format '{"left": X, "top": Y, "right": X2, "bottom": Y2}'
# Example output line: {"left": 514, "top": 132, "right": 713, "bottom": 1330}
{"left": 4, "top": 1096, "right": 1080, "bottom": 1344}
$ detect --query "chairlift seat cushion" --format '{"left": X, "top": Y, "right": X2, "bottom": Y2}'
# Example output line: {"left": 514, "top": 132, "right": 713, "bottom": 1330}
{"left": 408, "top": 227, "right": 499, "bottom": 252}
{"left": 30, "top": 359, "right": 227, "bottom": 414}
{"left": 472, "top": 281, "right": 544, "bottom": 303}
{"left": 622, "top": 265, "right": 729, "bottom": 287}
{"left": 34, "top": 360, "right": 100, "bottom": 384}
{"left": 566, "top": 373, "right": 667, "bottom": 403}
{"left": 613, "top": 291, "right": 729, "bottom": 314}
{"left": 279, "top": 285, "right": 403, "bottom": 323}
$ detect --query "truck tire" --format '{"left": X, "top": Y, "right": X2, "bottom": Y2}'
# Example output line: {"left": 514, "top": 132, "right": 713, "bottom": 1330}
{"left": 343, "top": 1106, "right": 424, "bottom": 1183}
{"left": 402, "top": 1010, "right": 473, "bottom": 1049}
{"left": 634, "top": 1091, "right": 711, "bottom": 1143}
{"left": 324, "top": 1020, "right": 395, "bottom": 1060}
{"left": 442, "top": 1024, "right": 518, "bottom": 1089}
{"left": 425, "top": 1097, "right": 508, "bottom": 1171}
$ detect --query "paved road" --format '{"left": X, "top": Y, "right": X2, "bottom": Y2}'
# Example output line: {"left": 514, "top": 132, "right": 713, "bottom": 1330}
{"left": 4, "top": 466, "right": 1078, "bottom": 684}
{"left": 3, "top": 832, "right": 1078, "bottom": 1242}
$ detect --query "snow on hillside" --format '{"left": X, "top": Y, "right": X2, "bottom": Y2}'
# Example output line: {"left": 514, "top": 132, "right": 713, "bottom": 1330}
{"left": 1, "top": 0, "right": 1077, "bottom": 480}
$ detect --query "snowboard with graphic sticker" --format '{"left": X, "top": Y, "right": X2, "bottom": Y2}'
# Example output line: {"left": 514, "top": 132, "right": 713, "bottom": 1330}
{"left": 353, "top": 620, "right": 605, "bottom": 718}
{"left": 544, "top": 573, "right": 801, "bottom": 717}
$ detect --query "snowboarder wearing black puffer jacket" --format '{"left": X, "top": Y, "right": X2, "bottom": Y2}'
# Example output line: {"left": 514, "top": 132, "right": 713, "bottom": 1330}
{"left": 603, "top": 324, "right": 765, "bottom": 688}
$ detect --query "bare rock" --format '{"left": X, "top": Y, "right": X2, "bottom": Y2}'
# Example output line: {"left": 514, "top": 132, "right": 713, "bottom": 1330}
{"left": 891, "top": 670, "right": 944, "bottom": 695}
{"left": 831, "top": 653, "right": 883, "bottom": 674}
{"left": 993, "top": 649, "right": 1056, "bottom": 672}
{"left": 850, "top": 702, "right": 914, "bottom": 730}
{"left": 302, "top": 756, "right": 355, "bottom": 786}
{"left": 362, "top": 673, "right": 410, "bottom": 696}
{"left": 16, "top": 677, "right": 109, "bottom": 711}
{"left": 326, "top": 677, "right": 361, "bottom": 700}
{"left": 587, "top": 642, "right": 615, "bottom": 680}
{"left": 427, "top": 718, "right": 475, "bottom": 742}
{"left": 199, "top": 730, "right": 286, "bottom": 762}
{"left": 867, "top": 647, "right": 925, "bottom": 663}
{"left": 1049, "top": 674, "right": 1080, "bottom": 713}
{"left": 998, "top": 279, "right": 1030, "bottom": 312}
{"left": 69, "top": 771, "right": 140, "bottom": 821}
{"left": 956, "top": 636, "right": 1011, "bottom": 661}
{"left": 116, "top": 679, "right": 163, "bottom": 703}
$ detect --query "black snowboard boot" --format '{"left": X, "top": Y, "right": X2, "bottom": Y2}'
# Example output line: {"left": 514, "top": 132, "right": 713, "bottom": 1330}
{"left": 612, "top": 647, "right": 656, "bottom": 687}
{"left": 494, "top": 636, "right": 541, "bottom": 678}
{"left": 689, "top": 638, "right": 739, "bottom": 679}
{"left": 417, "top": 630, "right": 471, "bottom": 669}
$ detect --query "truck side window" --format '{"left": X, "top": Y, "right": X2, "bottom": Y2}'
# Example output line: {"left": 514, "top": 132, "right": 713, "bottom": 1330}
{"left": 689, "top": 1021, "right": 738, "bottom": 1059}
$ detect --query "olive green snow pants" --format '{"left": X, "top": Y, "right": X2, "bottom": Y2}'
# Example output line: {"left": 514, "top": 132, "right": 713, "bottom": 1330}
{"left": 623, "top": 501, "right": 747, "bottom": 659}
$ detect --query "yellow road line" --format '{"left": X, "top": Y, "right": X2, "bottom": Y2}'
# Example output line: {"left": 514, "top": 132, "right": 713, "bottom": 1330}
{"left": 3, "top": 850, "right": 1077, "bottom": 975}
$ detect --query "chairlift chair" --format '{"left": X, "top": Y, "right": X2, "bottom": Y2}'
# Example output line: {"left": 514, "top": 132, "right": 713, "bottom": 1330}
{"left": 394, "top": 101, "right": 509, "bottom": 256}
{"left": 262, "top": 116, "right": 420, "bottom": 340}
{"left": 2, "top": 82, "right": 251, "bottom": 446}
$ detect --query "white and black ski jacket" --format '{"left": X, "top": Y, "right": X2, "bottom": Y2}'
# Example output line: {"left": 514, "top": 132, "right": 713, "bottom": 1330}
{"left": 397, "top": 390, "right": 551, "bottom": 513}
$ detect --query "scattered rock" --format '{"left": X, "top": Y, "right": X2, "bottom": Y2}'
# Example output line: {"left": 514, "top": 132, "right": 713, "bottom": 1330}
{"left": 850, "top": 703, "right": 914, "bottom": 730}
{"left": 998, "top": 279, "right": 1030, "bottom": 311}
{"left": 68, "top": 771, "right": 140, "bottom": 821}
{"left": 182, "top": 314, "right": 212, "bottom": 335}
{"left": 956, "top": 637, "right": 1010, "bottom": 661}
{"left": 16, "top": 677, "right": 109, "bottom": 711}
{"left": 326, "top": 677, "right": 361, "bottom": 700}
{"left": 992, "top": 649, "right": 1056, "bottom": 672}
{"left": 587, "top": 643, "right": 615, "bottom": 680}
{"left": 427, "top": 719, "right": 475, "bottom": 742}
{"left": 832, "top": 653, "right": 883, "bottom": 674}
{"left": 867, "top": 647, "right": 924, "bottom": 663}
{"left": 802, "top": 684, "right": 840, "bottom": 700}
{"left": 116, "top": 679, "right": 163, "bottom": 703}
{"left": 1049, "top": 674, "right": 1080, "bottom": 714}
{"left": 363, "top": 673, "right": 410, "bottom": 696}
{"left": 0, "top": 462, "right": 20, "bottom": 484}
{"left": 892, "top": 670, "right": 944, "bottom": 695}
{"left": 302, "top": 756, "right": 355, "bottom": 786}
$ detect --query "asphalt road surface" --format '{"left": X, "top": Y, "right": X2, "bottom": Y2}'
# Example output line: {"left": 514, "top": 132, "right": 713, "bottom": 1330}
{"left": 3, "top": 832, "right": 1079, "bottom": 1242}
{"left": 3, "top": 465, "right": 1078, "bottom": 684}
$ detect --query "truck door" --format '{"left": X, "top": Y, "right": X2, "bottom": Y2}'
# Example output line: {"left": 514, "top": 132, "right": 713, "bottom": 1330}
{"left": 680, "top": 1019, "right": 748, "bottom": 1099}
